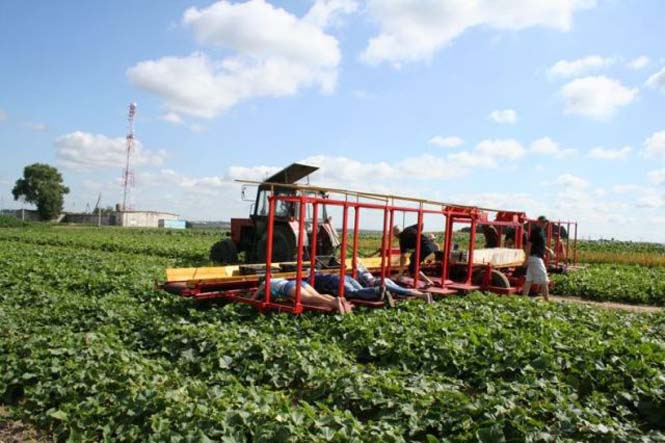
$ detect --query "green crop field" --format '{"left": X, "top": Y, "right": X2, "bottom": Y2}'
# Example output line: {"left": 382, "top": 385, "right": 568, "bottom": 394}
{"left": 1, "top": 224, "right": 665, "bottom": 441}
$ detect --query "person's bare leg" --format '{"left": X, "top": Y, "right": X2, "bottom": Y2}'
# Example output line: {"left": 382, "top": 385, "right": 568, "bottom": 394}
{"left": 298, "top": 286, "right": 352, "bottom": 314}
{"left": 419, "top": 271, "right": 434, "bottom": 286}
{"left": 542, "top": 282, "right": 550, "bottom": 302}
{"left": 522, "top": 282, "right": 532, "bottom": 297}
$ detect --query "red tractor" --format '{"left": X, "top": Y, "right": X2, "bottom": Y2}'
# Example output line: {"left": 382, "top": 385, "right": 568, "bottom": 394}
{"left": 209, "top": 163, "right": 340, "bottom": 265}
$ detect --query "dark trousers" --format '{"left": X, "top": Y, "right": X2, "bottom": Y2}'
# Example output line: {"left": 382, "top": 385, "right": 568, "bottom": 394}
{"left": 408, "top": 242, "right": 439, "bottom": 275}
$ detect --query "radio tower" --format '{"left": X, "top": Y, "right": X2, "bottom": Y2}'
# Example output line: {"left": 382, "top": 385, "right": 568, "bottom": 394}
{"left": 121, "top": 102, "right": 137, "bottom": 211}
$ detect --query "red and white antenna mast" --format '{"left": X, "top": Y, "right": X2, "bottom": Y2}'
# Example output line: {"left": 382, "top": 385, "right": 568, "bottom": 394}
{"left": 121, "top": 102, "right": 137, "bottom": 211}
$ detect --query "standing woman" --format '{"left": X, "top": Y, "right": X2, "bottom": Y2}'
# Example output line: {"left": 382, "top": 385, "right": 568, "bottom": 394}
{"left": 522, "top": 216, "right": 554, "bottom": 301}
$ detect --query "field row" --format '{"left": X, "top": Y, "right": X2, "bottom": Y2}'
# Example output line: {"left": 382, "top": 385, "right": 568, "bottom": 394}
{"left": 1, "top": 237, "right": 664, "bottom": 441}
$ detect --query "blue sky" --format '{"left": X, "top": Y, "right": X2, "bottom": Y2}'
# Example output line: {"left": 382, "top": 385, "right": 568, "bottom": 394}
{"left": 1, "top": 0, "right": 664, "bottom": 241}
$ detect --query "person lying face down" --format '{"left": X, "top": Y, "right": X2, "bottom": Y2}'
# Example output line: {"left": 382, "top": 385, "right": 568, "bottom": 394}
{"left": 312, "top": 272, "right": 381, "bottom": 301}
{"left": 255, "top": 278, "right": 353, "bottom": 314}
{"left": 356, "top": 261, "right": 432, "bottom": 302}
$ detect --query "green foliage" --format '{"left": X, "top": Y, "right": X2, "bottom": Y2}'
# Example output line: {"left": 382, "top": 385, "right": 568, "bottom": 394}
{"left": 552, "top": 263, "right": 665, "bottom": 305}
{"left": 12, "top": 163, "right": 70, "bottom": 220}
{"left": 1, "top": 226, "right": 665, "bottom": 441}
{"left": 0, "top": 214, "right": 27, "bottom": 227}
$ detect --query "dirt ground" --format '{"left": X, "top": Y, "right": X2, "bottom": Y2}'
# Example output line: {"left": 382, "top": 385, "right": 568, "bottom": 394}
{"left": 0, "top": 408, "right": 43, "bottom": 443}
{"left": 547, "top": 295, "right": 663, "bottom": 313}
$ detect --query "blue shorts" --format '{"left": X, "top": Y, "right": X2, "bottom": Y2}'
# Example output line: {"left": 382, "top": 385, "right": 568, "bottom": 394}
{"left": 270, "top": 279, "right": 309, "bottom": 301}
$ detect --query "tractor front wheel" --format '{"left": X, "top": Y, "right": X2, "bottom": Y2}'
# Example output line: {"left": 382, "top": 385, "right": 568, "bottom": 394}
{"left": 210, "top": 238, "right": 238, "bottom": 264}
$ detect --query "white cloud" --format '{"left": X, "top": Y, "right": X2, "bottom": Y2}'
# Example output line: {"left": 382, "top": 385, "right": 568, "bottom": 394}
{"left": 128, "top": 0, "right": 341, "bottom": 117}
{"left": 227, "top": 165, "right": 282, "bottom": 181}
{"left": 299, "top": 154, "right": 472, "bottom": 185}
{"left": 612, "top": 184, "right": 649, "bottom": 194}
{"left": 55, "top": 131, "right": 166, "bottom": 171}
{"left": 561, "top": 76, "right": 637, "bottom": 119}
{"left": 183, "top": 0, "right": 339, "bottom": 65}
{"left": 489, "top": 109, "right": 517, "bottom": 124}
{"left": 530, "top": 137, "right": 577, "bottom": 158}
{"left": 397, "top": 154, "right": 468, "bottom": 180}
{"left": 588, "top": 146, "right": 632, "bottom": 160}
{"left": 429, "top": 136, "right": 464, "bottom": 148}
{"left": 447, "top": 139, "right": 525, "bottom": 169}
{"left": 627, "top": 56, "right": 650, "bottom": 70}
{"left": 643, "top": 131, "right": 665, "bottom": 159}
{"left": 448, "top": 151, "right": 496, "bottom": 169}
{"left": 648, "top": 169, "right": 665, "bottom": 185}
{"left": 552, "top": 173, "right": 589, "bottom": 189}
{"left": 646, "top": 66, "right": 665, "bottom": 93}
{"left": 25, "top": 122, "right": 48, "bottom": 132}
{"left": 140, "top": 169, "right": 236, "bottom": 196}
{"left": 475, "top": 139, "right": 525, "bottom": 159}
{"left": 303, "top": 0, "right": 358, "bottom": 28}
{"left": 161, "top": 112, "right": 184, "bottom": 125}
{"left": 361, "top": 0, "right": 595, "bottom": 66}
{"left": 189, "top": 123, "right": 206, "bottom": 133}
{"left": 637, "top": 193, "right": 665, "bottom": 208}
{"left": 548, "top": 55, "right": 614, "bottom": 78}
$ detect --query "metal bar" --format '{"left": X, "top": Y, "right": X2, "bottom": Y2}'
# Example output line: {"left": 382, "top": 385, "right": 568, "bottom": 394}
{"left": 352, "top": 206, "right": 360, "bottom": 279}
{"left": 387, "top": 208, "right": 395, "bottom": 275}
{"left": 266, "top": 195, "right": 444, "bottom": 215}
{"left": 573, "top": 222, "right": 578, "bottom": 265}
{"left": 380, "top": 206, "right": 389, "bottom": 286}
{"left": 309, "top": 202, "right": 319, "bottom": 286}
{"left": 439, "top": 213, "right": 448, "bottom": 286}
{"left": 264, "top": 195, "right": 276, "bottom": 306}
{"left": 338, "top": 203, "right": 349, "bottom": 299}
{"left": 413, "top": 204, "right": 424, "bottom": 289}
{"left": 565, "top": 222, "right": 571, "bottom": 264}
{"left": 556, "top": 220, "right": 562, "bottom": 267}
{"left": 294, "top": 196, "right": 307, "bottom": 314}
{"left": 235, "top": 179, "right": 519, "bottom": 213}
{"left": 546, "top": 222, "right": 553, "bottom": 266}
{"left": 442, "top": 214, "right": 452, "bottom": 284}
{"left": 467, "top": 217, "right": 476, "bottom": 285}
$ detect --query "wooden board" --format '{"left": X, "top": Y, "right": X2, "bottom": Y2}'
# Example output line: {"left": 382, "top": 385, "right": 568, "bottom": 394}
{"left": 450, "top": 248, "right": 525, "bottom": 268}
{"left": 167, "top": 255, "right": 406, "bottom": 283}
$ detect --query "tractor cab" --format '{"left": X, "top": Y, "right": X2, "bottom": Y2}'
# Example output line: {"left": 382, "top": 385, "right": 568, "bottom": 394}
{"left": 210, "top": 163, "right": 340, "bottom": 265}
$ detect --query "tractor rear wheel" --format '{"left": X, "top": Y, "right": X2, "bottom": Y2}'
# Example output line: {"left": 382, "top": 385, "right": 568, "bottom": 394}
{"left": 209, "top": 238, "right": 238, "bottom": 264}
{"left": 472, "top": 268, "right": 511, "bottom": 289}
{"left": 255, "top": 227, "right": 295, "bottom": 263}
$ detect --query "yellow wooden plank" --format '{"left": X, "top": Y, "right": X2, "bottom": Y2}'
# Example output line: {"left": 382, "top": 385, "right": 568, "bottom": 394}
{"left": 166, "top": 255, "right": 406, "bottom": 283}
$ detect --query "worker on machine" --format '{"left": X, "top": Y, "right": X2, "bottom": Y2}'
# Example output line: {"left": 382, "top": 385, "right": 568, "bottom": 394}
{"left": 254, "top": 278, "right": 353, "bottom": 314}
{"left": 393, "top": 224, "right": 438, "bottom": 285}
{"left": 482, "top": 225, "right": 500, "bottom": 248}
{"left": 504, "top": 228, "right": 527, "bottom": 249}
{"left": 522, "top": 216, "right": 554, "bottom": 301}
{"left": 356, "top": 261, "right": 433, "bottom": 303}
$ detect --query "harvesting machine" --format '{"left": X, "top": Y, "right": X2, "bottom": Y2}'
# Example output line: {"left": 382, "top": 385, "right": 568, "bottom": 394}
{"left": 159, "top": 165, "right": 579, "bottom": 314}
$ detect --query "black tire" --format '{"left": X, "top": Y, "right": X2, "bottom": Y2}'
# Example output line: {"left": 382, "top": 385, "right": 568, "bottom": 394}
{"left": 255, "top": 227, "right": 294, "bottom": 263}
{"left": 317, "top": 226, "right": 336, "bottom": 256}
{"left": 209, "top": 238, "right": 238, "bottom": 264}
{"left": 472, "top": 268, "right": 511, "bottom": 289}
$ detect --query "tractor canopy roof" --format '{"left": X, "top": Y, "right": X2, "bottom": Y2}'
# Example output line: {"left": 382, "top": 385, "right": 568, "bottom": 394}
{"left": 259, "top": 163, "right": 319, "bottom": 191}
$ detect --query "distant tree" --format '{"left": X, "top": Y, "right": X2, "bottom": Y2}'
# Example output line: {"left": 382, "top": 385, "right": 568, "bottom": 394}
{"left": 12, "top": 163, "right": 70, "bottom": 220}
